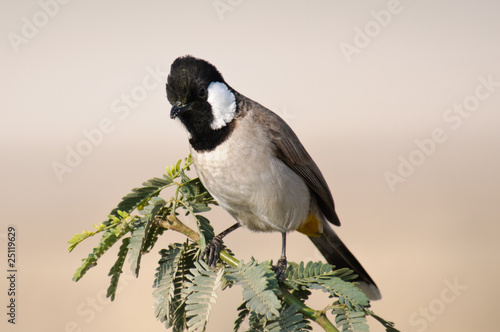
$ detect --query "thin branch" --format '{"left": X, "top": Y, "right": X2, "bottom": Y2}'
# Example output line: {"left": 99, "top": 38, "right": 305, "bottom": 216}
{"left": 155, "top": 215, "right": 200, "bottom": 242}
{"left": 155, "top": 215, "right": 339, "bottom": 332}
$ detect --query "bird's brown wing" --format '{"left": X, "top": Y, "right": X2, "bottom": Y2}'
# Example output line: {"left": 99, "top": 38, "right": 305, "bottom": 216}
{"left": 250, "top": 101, "right": 340, "bottom": 226}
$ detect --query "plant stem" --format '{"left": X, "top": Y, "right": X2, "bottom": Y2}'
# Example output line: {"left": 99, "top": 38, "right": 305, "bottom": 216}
{"left": 156, "top": 215, "right": 201, "bottom": 242}
{"left": 155, "top": 215, "right": 339, "bottom": 332}
{"left": 279, "top": 287, "right": 339, "bottom": 332}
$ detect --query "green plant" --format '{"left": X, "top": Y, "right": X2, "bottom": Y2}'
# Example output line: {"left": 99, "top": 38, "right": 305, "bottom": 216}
{"left": 69, "top": 156, "right": 399, "bottom": 332}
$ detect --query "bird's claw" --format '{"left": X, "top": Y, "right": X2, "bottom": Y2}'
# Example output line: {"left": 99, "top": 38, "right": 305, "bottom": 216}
{"left": 202, "top": 236, "right": 224, "bottom": 267}
{"left": 272, "top": 257, "right": 288, "bottom": 282}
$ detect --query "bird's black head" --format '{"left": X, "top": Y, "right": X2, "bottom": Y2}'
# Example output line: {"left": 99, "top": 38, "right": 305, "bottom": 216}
{"left": 166, "top": 55, "right": 239, "bottom": 151}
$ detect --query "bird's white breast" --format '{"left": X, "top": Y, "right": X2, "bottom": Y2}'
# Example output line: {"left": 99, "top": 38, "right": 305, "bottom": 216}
{"left": 190, "top": 110, "right": 310, "bottom": 233}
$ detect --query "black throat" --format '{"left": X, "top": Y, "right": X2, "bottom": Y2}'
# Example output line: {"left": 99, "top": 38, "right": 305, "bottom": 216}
{"left": 181, "top": 116, "right": 237, "bottom": 152}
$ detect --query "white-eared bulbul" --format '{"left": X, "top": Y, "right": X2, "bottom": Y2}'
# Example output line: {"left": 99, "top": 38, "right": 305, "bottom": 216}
{"left": 166, "top": 55, "right": 380, "bottom": 300}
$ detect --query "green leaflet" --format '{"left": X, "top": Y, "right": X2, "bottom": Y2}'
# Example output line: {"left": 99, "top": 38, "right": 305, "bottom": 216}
{"left": 365, "top": 310, "right": 400, "bottom": 332}
{"left": 153, "top": 243, "right": 184, "bottom": 324}
{"left": 233, "top": 302, "right": 250, "bottom": 332}
{"left": 67, "top": 229, "right": 98, "bottom": 253}
{"left": 128, "top": 217, "right": 147, "bottom": 277}
{"left": 178, "top": 177, "right": 217, "bottom": 215}
{"left": 106, "top": 155, "right": 192, "bottom": 222}
{"left": 141, "top": 216, "right": 164, "bottom": 254}
{"left": 129, "top": 197, "right": 166, "bottom": 277}
{"left": 166, "top": 156, "right": 192, "bottom": 179}
{"left": 225, "top": 259, "right": 281, "bottom": 321}
{"left": 310, "top": 279, "right": 369, "bottom": 311}
{"left": 285, "top": 261, "right": 369, "bottom": 310}
{"left": 140, "top": 198, "right": 168, "bottom": 253}
{"left": 332, "top": 306, "right": 369, "bottom": 332}
{"left": 264, "top": 304, "right": 312, "bottom": 332}
{"left": 238, "top": 301, "right": 312, "bottom": 332}
{"left": 107, "top": 237, "right": 130, "bottom": 301}
{"left": 284, "top": 261, "right": 356, "bottom": 288}
{"left": 72, "top": 212, "right": 136, "bottom": 281}
{"left": 108, "top": 176, "right": 173, "bottom": 220}
{"left": 195, "top": 215, "right": 214, "bottom": 253}
{"left": 185, "top": 261, "right": 224, "bottom": 332}
{"left": 153, "top": 242, "right": 197, "bottom": 331}
{"left": 67, "top": 211, "right": 129, "bottom": 252}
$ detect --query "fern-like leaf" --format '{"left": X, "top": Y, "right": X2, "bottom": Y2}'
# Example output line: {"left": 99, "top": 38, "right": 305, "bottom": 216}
{"left": 127, "top": 218, "right": 147, "bottom": 277}
{"left": 153, "top": 244, "right": 184, "bottom": 324}
{"left": 290, "top": 288, "right": 312, "bottom": 304}
{"left": 284, "top": 261, "right": 356, "bottom": 290}
{"left": 247, "top": 310, "right": 267, "bottom": 330}
{"left": 315, "top": 277, "right": 370, "bottom": 310}
{"left": 141, "top": 205, "right": 169, "bottom": 255}
{"left": 185, "top": 261, "right": 224, "bottom": 332}
{"left": 108, "top": 176, "right": 173, "bottom": 220}
{"left": 166, "top": 158, "right": 184, "bottom": 179}
{"left": 265, "top": 304, "right": 312, "bottom": 332}
{"left": 178, "top": 171, "right": 216, "bottom": 215}
{"left": 365, "top": 310, "right": 401, "bottom": 332}
{"left": 128, "top": 197, "right": 166, "bottom": 277}
{"left": 333, "top": 306, "right": 369, "bottom": 332}
{"left": 225, "top": 259, "right": 281, "bottom": 320}
{"left": 72, "top": 212, "right": 136, "bottom": 281}
{"left": 107, "top": 237, "right": 130, "bottom": 301}
{"left": 164, "top": 155, "right": 193, "bottom": 181}
{"left": 171, "top": 243, "right": 198, "bottom": 332}
{"left": 67, "top": 228, "right": 100, "bottom": 252}
{"left": 285, "top": 261, "right": 369, "bottom": 310}
{"left": 234, "top": 301, "right": 250, "bottom": 332}
{"left": 195, "top": 215, "right": 214, "bottom": 252}
{"left": 141, "top": 218, "right": 164, "bottom": 253}
{"left": 153, "top": 242, "right": 197, "bottom": 330}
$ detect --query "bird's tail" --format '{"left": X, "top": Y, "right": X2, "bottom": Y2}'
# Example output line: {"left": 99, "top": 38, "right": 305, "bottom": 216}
{"left": 308, "top": 223, "right": 381, "bottom": 300}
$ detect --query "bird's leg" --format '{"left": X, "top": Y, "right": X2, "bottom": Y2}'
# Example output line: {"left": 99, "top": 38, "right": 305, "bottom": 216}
{"left": 202, "top": 223, "right": 241, "bottom": 267}
{"left": 272, "top": 232, "right": 288, "bottom": 281}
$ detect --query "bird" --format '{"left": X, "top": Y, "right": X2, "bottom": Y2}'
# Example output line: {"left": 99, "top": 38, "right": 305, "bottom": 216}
{"left": 166, "top": 55, "right": 381, "bottom": 300}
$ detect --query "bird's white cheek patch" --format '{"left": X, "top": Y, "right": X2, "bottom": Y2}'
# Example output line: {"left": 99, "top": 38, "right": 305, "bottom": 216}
{"left": 207, "top": 81, "right": 236, "bottom": 130}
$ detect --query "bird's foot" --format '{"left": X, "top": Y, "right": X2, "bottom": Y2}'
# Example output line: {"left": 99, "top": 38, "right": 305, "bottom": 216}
{"left": 201, "top": 236, "right": 224, "bottom": 267}
{"left": 272, "top": 257, "right": 288, "bottom": 282}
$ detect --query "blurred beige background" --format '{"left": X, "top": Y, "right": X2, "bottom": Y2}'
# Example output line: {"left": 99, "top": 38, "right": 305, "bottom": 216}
{"left": 1, "top": 1, "right": 499, "bottom": 331}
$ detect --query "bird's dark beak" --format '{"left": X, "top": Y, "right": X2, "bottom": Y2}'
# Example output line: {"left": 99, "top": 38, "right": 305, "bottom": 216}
{"left": 170, "top": 101, "right": 191, "bottom": 119}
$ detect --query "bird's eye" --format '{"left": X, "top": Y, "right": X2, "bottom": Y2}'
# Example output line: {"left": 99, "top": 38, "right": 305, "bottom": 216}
{"left": 198, "top": 87, "right": 207, "bottom": 98}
